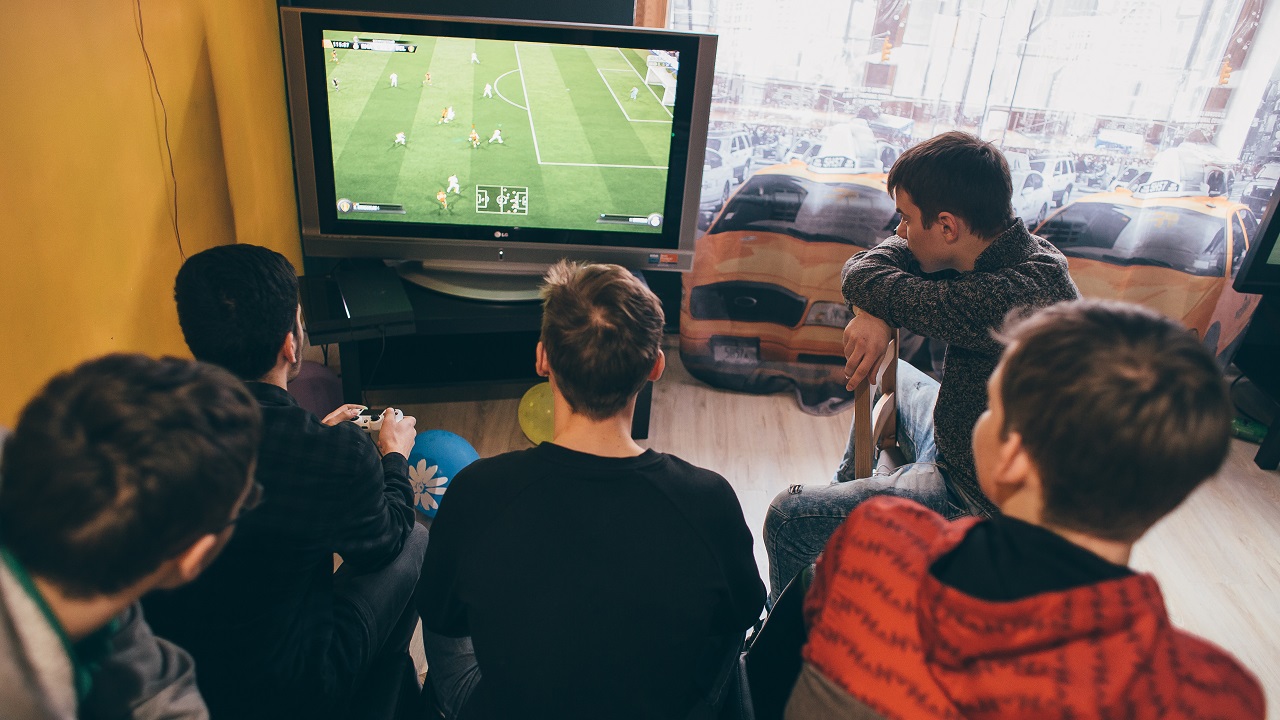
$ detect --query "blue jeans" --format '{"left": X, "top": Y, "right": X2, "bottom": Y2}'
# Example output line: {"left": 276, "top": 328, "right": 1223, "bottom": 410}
{"left": 421, "top": 631, "right": 481, "bottom": 719}
{"left": 764, "top": 360, "right": 967, "bottom": 604}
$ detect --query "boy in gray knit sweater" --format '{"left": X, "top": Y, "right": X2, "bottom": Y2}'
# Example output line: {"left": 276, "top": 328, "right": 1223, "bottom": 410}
{"left": 764, "top": 132, "right": 1080, "bottom": 602}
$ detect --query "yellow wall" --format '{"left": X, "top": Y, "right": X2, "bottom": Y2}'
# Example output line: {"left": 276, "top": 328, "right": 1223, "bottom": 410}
{"left": 0, "top": 1, "right": 302, "bottom": 426}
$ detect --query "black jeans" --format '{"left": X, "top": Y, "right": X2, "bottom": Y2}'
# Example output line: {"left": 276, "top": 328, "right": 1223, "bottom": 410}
{"left": 329, "top": 523, "right": 430, "bottom": 707}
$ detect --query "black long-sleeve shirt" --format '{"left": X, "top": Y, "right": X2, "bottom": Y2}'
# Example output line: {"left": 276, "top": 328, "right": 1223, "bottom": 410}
{"left": 142, "top": 382, "right": 414, "bottom": 715}
{"left": 842, "top": 221, "right": 1079, "bottom": 515}
{"left": 421, "top": 442, "right": 765, "bottom": 719}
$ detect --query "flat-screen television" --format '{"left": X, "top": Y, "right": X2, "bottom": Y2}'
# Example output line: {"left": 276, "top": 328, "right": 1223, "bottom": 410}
{"left": 1234, "top": 174, "right": 1280, "bottom": 295}
{"left": 279, "top": 7, "right": 717, "bottom": 299}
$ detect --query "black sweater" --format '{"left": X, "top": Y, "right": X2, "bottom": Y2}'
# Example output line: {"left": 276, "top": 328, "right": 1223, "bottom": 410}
{"left": 420, "top": 441, "right": 765, "bottom": 719}
{"left": 842, "top": 221, "right": 1079, "bottom": 515}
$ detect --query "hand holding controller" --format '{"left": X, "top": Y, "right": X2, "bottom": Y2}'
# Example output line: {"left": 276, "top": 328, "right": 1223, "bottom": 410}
{"left": 353, "top": 407, "right": 417, "bottom": 458}
{"left": 353, "top": 408, "right": 403, "bottom": 432}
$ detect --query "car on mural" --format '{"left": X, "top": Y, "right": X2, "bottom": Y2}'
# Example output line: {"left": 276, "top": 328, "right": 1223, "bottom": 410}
{"left": 707, "top": 128, "right": 755, "bottom": 183}
{"left": 1108, "top": 165, "right": 1150, "bottom": 192}
{"left": 1029, "top": 155, "right": 1078, "bottom": 207}
{"left": 781, "top": 121, "right": 882, "bottom": 170}
{"left": 1034, "top": 188, "right": 1261, "bottom": 364}
{"left": 680, "top": 158, "right": 899, "bottom": 408}
{"left": 1243, "top": 162, "right": 1280, "bottom": 216}
{"left": 1012, "top": 169, "right": 1054, "bottom": 228}
{"left": 700, "top": 147, "right": 736, "bottom": 211}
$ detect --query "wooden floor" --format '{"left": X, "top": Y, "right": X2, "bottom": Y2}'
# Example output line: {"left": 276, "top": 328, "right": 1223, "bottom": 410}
{"left": 375, "top": 338, "right": 1280, "bottom": 716}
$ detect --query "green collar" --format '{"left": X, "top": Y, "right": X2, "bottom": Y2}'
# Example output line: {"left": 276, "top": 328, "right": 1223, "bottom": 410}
{"left": 0, "top": 546, "right": 118, "bottom": 702}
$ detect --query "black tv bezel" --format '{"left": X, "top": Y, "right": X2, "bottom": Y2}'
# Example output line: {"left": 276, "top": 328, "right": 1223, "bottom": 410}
{"left": 281, "top": 7, "right": 716, "bottom": 271}
{"left": 1234, "top": 177, "right": 1280, "bottom": 294}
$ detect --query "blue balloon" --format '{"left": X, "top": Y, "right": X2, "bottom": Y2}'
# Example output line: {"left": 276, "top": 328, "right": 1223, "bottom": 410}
{"left": 406, "top": 430, "right": 479, "bottom": 517}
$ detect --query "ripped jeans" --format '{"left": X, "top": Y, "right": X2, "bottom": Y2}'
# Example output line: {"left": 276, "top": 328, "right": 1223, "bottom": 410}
{"left": 763, "top": 360, "right": 968, "bottom": 604}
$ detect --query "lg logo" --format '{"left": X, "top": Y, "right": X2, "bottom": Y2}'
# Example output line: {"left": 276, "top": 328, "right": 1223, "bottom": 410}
{"left": 494, "top": 231, "right": 509, "bottom": 238}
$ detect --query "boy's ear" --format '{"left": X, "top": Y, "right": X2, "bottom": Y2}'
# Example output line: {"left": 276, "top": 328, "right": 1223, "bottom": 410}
{"left": 152, "top": 533, "right": 224, "bottom": 591}
{"left": 988, "top": 430, "right": 1038, "bottom": 507}
{"left": 280, "top": 307, "right": 303, "bottom": 365}
{"left": 283, "top": 332, "right": 300, "bottom": 365}
{"left": 648, "top": 350, "right": 666, "bottom": 382}
{"left": 936, "top": 212, "right": 963, "bottom": 243}
{"left": 535, "top": 341, "right": 550, "bottom": 378}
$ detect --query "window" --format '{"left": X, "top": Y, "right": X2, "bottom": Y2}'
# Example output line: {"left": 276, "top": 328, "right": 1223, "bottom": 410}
{"left": 1038, "top": 202, "right": 1227, "bottom": 277}
{"left": 710, "top": 173, "right": 897, "bottom": 247}
{"left": 1231, "top": 212, "right": 1249, "bottom": 275}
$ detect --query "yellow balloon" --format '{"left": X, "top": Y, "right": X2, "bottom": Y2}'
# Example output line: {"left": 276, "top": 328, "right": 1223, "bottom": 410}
{"left": 518, "top": 381, "right": 555, "bottom": 445}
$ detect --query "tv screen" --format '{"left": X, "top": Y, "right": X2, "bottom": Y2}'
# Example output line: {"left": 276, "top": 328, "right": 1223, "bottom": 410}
{"left": 280, "top": 8, "right": 717, "bottom": 289}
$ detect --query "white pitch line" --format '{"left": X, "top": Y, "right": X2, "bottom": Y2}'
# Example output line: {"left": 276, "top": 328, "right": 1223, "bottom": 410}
{"left": 599, "top": 67, "right": 632, "bottom": 120}
{"left": 513, "top": 44, "right": 543, "bottom": 164}
{"left": 540, "top": 161, "right": 667, "bottom": 169}
{"left": 493, "top": 69, "right": 527, "bottom": 110}
{"left": 615, "top": 48, "right": 674, "bottom": 118}
{"left": 516, "top": 45, "right": 667, "bottom": 169}
{"left": 597, "top": 69, "right": 674, "bottom": 123}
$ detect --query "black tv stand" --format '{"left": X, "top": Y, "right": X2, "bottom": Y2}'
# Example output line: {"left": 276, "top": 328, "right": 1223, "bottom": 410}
{"left": 301, "top": 258, "right": 652, "bottom": 439}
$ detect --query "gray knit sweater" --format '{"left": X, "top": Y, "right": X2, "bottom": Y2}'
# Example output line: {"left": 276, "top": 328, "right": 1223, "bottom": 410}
{"left": 841, "top": 221, "right": 1080, "bottom": 515}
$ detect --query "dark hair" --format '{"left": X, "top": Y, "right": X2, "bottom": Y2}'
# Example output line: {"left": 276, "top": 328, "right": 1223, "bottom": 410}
{"left": 996, "top": 300, "right": 1231, "bottom": 542}
{"left": 0, "top": 354, "right": 261, "bottom": 597}
{"left": 886, "top": 131, "right": 1016, "bottom": 239}
{"left": 174, "top": 244, "right": 299, "bottom": 380}
{"left": 539, "top": 261, "right": 664, "bottom": 420}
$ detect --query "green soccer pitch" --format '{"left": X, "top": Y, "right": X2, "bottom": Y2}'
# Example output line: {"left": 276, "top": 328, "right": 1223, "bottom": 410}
{"left": 326, "top": 33, "right": 674, "bottom": 232}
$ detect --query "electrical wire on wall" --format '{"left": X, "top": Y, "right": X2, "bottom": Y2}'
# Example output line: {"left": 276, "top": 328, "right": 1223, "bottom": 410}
{"left": 132, "top": 0, "right": 185, "bottom": 259}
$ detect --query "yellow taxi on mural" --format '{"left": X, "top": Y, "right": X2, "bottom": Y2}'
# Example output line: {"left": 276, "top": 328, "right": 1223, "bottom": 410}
{"left": 1035, "top": 184, "right": 1260, "bottom": 363}
{"left": 680, "top": 157, "right": 898, "bottom": 408}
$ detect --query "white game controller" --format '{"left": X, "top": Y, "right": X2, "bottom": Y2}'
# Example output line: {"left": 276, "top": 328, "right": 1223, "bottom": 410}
{"left": 353, "top": 408, "right": 403, "bottom": 432}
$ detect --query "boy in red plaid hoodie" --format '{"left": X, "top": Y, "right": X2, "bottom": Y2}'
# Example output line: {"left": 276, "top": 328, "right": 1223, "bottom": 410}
{"left": 789, "top": 300, "right": 1264, "bottom": 719}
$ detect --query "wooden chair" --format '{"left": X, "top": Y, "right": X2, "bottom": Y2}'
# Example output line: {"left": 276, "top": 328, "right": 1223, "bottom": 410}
{"left": 852, "top": 329, "right": 906, "bottom": 479}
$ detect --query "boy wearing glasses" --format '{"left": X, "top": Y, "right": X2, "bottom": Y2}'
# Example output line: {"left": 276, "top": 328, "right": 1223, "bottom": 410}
{"left": 143, "top": 244, "right": 427, "bottom": 720}
{"left": 0, "top": 354, "right": 261, "bottom": 718}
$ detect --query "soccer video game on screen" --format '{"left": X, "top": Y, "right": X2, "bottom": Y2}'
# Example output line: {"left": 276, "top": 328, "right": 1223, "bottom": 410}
{"left": 324, "top": 31, "right": 678, "bottom": 233}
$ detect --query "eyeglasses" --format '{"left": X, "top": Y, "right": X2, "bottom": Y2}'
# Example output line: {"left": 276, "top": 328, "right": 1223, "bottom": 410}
{"left": 220, "top": 481, "right": 265, "bottom": 529}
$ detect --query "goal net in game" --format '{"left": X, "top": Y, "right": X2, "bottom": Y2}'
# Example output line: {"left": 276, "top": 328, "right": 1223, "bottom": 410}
{"left": 645, "top": 51, "right": 679, "bottom": 106}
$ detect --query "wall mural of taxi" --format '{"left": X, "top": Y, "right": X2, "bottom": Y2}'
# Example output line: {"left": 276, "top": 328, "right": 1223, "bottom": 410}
{"left": 680, "top": 129, "right": 899, "bottom": 413}
{"left": 1034, "top": 183, "right": 1261, "bottom": 366}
